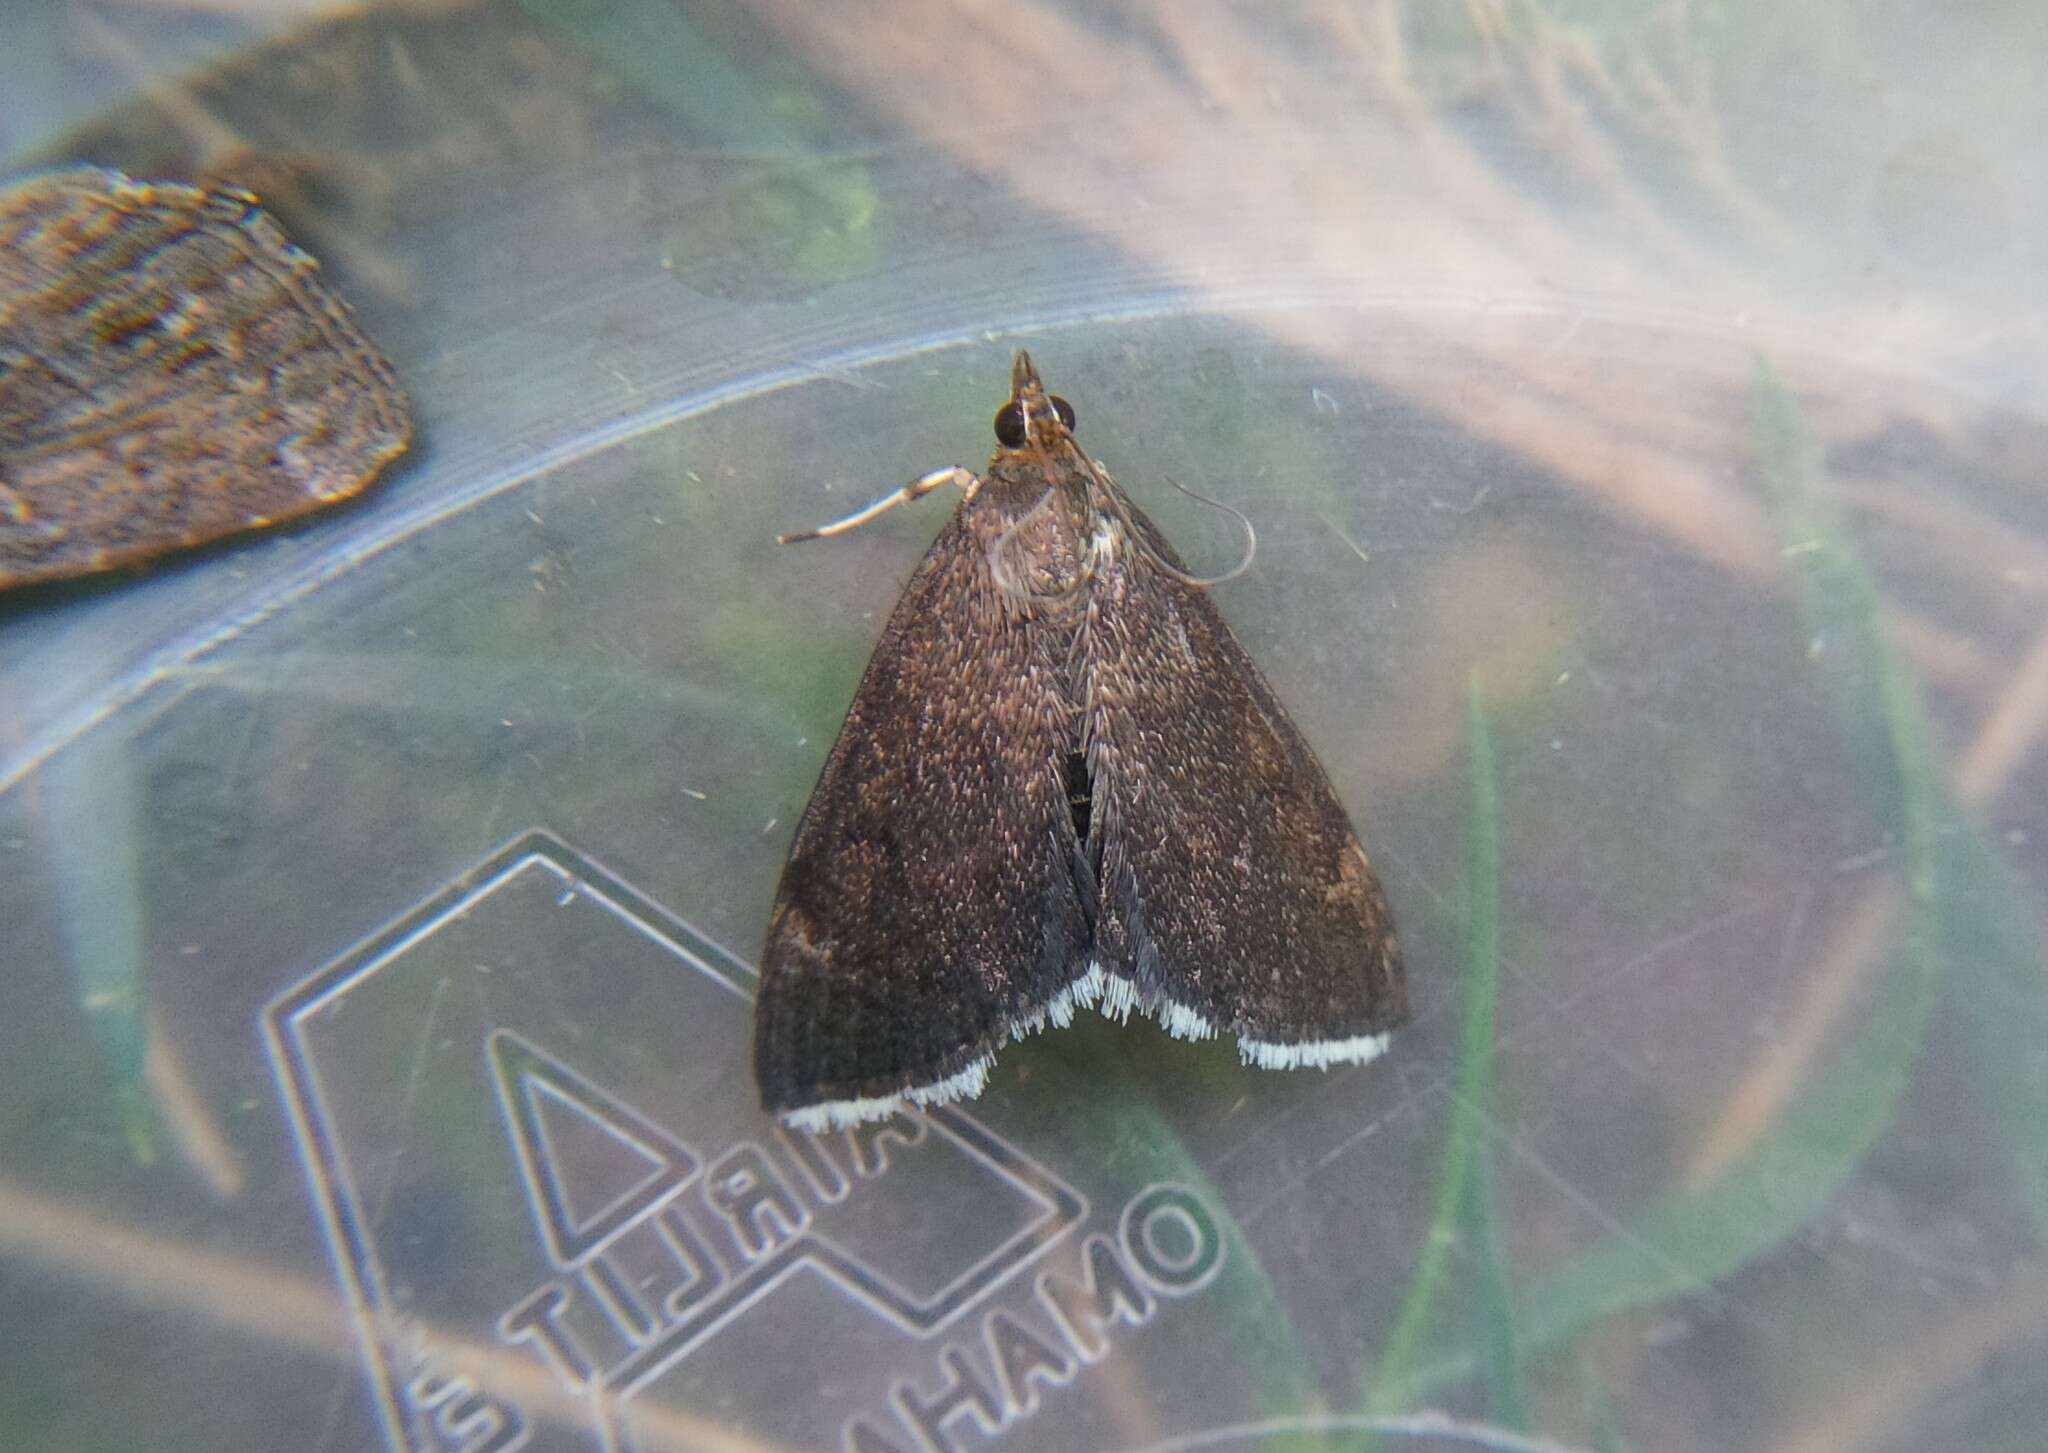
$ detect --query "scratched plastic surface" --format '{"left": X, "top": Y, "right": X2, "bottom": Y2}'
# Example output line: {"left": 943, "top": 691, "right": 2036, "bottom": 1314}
{"left": 4, "top": 5, "right": 2048, "bottom": 1453}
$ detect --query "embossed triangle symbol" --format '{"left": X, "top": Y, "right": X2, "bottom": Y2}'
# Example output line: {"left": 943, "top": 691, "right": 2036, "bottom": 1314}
{"left": 487, "top": 1028, "right": 701, "bottom": 1267}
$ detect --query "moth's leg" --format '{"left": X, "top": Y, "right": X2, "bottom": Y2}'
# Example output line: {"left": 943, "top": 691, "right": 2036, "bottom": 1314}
{"left": 777, "top": 466, "right": 980, "bottom": 544}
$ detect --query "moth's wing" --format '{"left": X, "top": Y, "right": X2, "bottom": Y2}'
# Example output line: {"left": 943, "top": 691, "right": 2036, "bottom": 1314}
{"left": 754, "top": 502, "right": 1091, "bottom": 1130}
{"left": 1084, "top": 493, "right": 1407, "bottom": 1066}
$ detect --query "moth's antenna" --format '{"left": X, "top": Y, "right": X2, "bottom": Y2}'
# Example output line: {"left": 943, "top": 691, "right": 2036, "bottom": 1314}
{"left": 1080, "top": 452, "right": 1257, "bottom": 589}
{"left": 778, "top": 466, "right": 979, "bottom": 544}
{"left": 1157, "top": 475, "right": 1257, "bottom": 586}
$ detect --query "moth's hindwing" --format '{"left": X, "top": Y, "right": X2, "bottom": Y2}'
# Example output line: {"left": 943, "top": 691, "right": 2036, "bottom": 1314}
{"left": 1084, "top": 485, "right": 1408, "bottom": 1062}
{"left": 754, "top": 495, "right": 1090, "bottom": 1123}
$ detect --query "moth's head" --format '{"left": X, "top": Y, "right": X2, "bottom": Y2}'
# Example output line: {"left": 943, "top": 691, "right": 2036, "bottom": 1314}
{"left": 994, "top": 349, "right": 1076, "bottom": 452}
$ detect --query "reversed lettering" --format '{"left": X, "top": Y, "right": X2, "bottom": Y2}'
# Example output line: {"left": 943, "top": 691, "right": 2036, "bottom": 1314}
{"left": 984, "top": 1307, "right": 1075, "bottom": 1417}
{"left": 1035, "top": 1232, "right": 1154, "bottom": 1362}
{"left": 892, "top": 1345, "right": 1006, "bottom": 1453}
{"left": 498, "top": 1282, "right": 594, "bottom": 1386}
{"left": 703, "top": 1144, "right": 808, "bottom": 1259}
{"left": 653, "top": 1203, "right": 726, "bottom": 1321}
{"left": 780, "top": 1122, "right": 851, "bottom": 1202}
{"left": 1121, "top": 1184, "right": 1224, "bottom": 1295}
{"left": 847, "top": 1114, "right": 928, "bottom": 1178}
{"left": 582, "top": 1250, "right": 657, "bottom": 1343}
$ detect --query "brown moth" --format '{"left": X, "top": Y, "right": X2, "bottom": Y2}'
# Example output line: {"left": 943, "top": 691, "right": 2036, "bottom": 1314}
{"left": 755, "top": 353, "right": 1406, "bottom": 1130}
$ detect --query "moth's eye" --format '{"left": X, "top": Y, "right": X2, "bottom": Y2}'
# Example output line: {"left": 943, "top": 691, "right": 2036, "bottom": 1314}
{"left": 993, "top": 397, "right": 1078, "bottom": 448}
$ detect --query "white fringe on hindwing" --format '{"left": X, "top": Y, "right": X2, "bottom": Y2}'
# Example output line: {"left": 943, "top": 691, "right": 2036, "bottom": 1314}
{"left": 780, "top": 961, "right": 1389, "bottom": 1131}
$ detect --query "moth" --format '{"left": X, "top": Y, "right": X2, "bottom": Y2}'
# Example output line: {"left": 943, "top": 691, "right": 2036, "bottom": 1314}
{"left": 756, "top": 352, "right": 1406, "bottom": 1131}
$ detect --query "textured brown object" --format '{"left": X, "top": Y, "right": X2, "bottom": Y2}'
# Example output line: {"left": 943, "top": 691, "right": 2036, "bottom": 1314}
{"left": 755, "top": 353, "right": 1406, "bottom": 1129}
{"left": 0, "top": 167, "right": 411, "bottom": 589}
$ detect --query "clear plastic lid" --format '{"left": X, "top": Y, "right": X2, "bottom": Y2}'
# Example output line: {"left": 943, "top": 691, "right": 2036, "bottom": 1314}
{"left": 4, "top": 6, "right": 2045, "bottom": 1452}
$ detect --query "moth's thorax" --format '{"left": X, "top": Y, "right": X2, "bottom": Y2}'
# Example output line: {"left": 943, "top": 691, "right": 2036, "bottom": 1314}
{"left": 977, "top": 445, "right": 1114, "bottom": 608}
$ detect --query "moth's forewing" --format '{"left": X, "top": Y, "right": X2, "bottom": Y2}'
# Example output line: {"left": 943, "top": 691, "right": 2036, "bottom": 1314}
{"left": 1084, "top": 481, "right": 1408, "bottom": 1058}
{"left": 754, "top": 469, "right": 1090, "bottom": 1125}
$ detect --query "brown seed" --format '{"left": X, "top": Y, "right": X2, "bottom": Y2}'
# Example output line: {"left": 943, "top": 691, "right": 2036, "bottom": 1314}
{"left": 0, "top": 167, "right": 412, "bottom": 590}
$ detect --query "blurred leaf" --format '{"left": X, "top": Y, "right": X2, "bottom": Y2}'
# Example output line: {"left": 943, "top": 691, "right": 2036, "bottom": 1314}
{"left": 515, "top": 0, "right": 800, "bottom": 149}
{"left": 1034, "top": 1024, "right": 1329, "bottom": 1439}
{"left": 1446, "top": 360, "right": 1970, "bottom": 1370}
{"left": 1943, "top": 821, "right": 2048, "bottom": 1232}
{"left": 1466, "top": 1140, "right": 1527, "bottom": 1427}
{"left": 660, "top": 158, "right": 882, "bottom": 292}
{"left": 1753, "top": 362, "right": 2048, "bottom": 1236}
{"left": 47, "top": 732, "right": 155, "bottom": 1162}
{"left": 515, "top": 0, "right": 882, "bottom": 289}
{"left": 1364, "top": 678, "right": 1517, "bottom": 1427}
